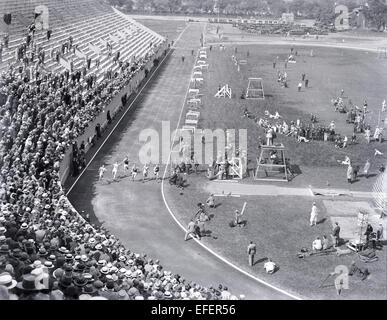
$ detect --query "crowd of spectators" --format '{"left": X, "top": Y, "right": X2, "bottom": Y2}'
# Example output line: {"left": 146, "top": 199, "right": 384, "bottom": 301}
{"left": 0, "top": 27, "right": 239, "bottom": 300}
{"left": 256, "top": 114, "right": 342, "bottom": 145}
{"left": 252, "top": 104, "right": 381, "bottom": 150}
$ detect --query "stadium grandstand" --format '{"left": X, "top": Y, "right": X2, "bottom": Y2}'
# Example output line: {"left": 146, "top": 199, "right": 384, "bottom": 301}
{"left": 0, "top": 0, "right": 164, "bottom": 77}
{"left": 0, "top": 0, "right": 237, "bottom": 300}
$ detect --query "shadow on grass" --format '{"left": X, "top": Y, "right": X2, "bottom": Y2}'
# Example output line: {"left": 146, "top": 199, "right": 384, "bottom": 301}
{"left": 230, "top": 220, "right": 247, "bottom": 227}
{"left": 201, "top": 230, "right": 213, "bottom": 238}
{"left": 358, "top": 173, "right": 378, "bottom": 179}
{"left": 289, "top": 164, "right": 302, "bottom": 175}
{"left": 272, "top": 266, "right": 280, "bottom": 274}
{"left": 317, "top": 217, "right": 327, "bottom": 225}
{"left": 337, "top": 238, "right": 349, "bottom": 247}
{"left": 255, "top": 257, "right": 268, "bottom": 265}
{"left": 320, "top": 283, "right": 335, "bottom": 289}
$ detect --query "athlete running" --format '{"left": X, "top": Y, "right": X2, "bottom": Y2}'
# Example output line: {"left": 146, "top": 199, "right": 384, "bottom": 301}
{"left": 112, "top": 161, "right": 119, "bottom": 180}
{"left": 131, "top": 164, "right": 138, "bottom": 181}
{"left": 142, "top": 163, "right": 149, "bottom": 183}
{"left": 98, "top": 165, "right": 107, "bottom": 181}
{"left": 153, "top": 164, "right": 160, "bottom": 182}
{"left": 123, "top": 156, "right": 130, "bottom": 171}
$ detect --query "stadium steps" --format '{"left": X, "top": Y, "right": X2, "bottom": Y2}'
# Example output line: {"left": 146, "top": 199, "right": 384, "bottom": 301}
{"left": 0, "top": 1, "right": 164, "bottom": 79}
{"left": 50, "top": 14, "right": 141, "bottom": 75}
{"left": 1, "top": 1, "right": 110, "bottom": 57}
{"left": 1, "top": 10, "right": 111, "bottom": 66}
{"left": 94, "top": 33, "right": 155, "bottom": 82}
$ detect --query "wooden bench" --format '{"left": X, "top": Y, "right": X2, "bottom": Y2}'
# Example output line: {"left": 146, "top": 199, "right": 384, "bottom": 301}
{"left": 185, "top": 118, "right": 198, "bottom": 125}
{"left": 188, "top": 88, "right": 199, "bottom": 96}
{"left": 187, "top": 98, "right": 201, "bottom": 105}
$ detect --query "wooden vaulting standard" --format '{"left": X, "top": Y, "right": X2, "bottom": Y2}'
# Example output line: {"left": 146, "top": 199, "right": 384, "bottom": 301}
{"left": 255, "top": 144, "right": 289, "bottom": 182}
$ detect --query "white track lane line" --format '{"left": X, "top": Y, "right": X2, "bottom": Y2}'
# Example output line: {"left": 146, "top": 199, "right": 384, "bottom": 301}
{"left": 172, "top": 23, "right": 189, "bottom": 48}
{"left": 160, "top": 23, "right": 302, "bottom": 300}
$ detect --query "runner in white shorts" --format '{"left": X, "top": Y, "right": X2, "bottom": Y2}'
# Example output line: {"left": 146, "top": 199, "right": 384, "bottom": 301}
{"left": 131, "top": 164, "right": 138, "bottom": 181}
{"left": 99, "top": 165, "right": 107, "bottom": 181}
{"left": 112, "top": 161, "right": 119, "bottom": 180}
{"left": 142, "top": 164, "right": 149, "bottom": 183}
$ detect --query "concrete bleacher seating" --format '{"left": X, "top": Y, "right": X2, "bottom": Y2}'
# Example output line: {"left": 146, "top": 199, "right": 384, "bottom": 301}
{"left": 0, "top": 0, "right": 165, "bottom": 80}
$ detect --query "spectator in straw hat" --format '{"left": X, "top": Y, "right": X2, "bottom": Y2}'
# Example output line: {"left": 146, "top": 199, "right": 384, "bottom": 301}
{"left": 0, "top": 272, "right": 17, "bottom": 293}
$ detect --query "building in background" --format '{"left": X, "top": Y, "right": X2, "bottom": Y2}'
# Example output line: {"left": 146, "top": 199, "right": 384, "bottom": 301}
{"left": 281, "top": 12, "right": 294, "bottom": 24}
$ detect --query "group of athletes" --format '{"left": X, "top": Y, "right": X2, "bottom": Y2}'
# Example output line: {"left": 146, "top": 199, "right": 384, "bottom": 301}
{"left": 98, "top": 156, "right": 161, "bottom": 182}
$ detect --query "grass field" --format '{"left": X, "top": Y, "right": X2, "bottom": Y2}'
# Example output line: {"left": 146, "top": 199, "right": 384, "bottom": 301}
{"left": 136, "top": 20, "right": 387, "bottom": 299}
{"left": 164, "top": 33, "right": 387, "bottom": 298}
{"left": 164, "top": 176, "right": 387, "bottom": 300}
{"left": 193, "top": 43, "right": 387, "bottom": 189}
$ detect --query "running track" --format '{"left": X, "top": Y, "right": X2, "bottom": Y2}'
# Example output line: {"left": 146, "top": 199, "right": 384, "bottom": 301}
{"left": 67, "top": 23, "right": 297, "bottom": 299}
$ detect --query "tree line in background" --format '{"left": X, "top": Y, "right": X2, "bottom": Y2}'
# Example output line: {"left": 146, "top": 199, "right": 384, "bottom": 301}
{"left": 105, "top": 0, "right": 387, "bottom": 30}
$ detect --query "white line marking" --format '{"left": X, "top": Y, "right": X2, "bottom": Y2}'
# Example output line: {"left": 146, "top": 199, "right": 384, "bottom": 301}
{"left": 160, "top": 23, "right": 302, "bottom": 300}
{"left": 212, "top": 179, "right": 240, "bottom": 183}
{"left": 172, "top": 24, "right": 190, "bottom": 48}
{"left": 213, "top": 194, "right": 241, "bottom": 198}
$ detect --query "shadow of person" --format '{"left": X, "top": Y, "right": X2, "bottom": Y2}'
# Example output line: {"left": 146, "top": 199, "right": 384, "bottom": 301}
{"left": 255, "top": 257, "right": 268, "bottom": 265}
{"left": 202, "top": 230, "right": 212, "bottom": 238}
{"left": 240, "top": 220, "right": 247, "bottom": 227}
{"left": 317, "top": 217, "right": 327, "bottom": 225}
{"left": 272, "top": 265, "right": 280, "bottom": 274}
{"left": 337, "top": 238, "right": 348, "bottom": 246}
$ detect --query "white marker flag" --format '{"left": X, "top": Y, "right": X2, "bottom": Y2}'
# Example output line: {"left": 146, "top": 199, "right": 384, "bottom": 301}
{"left": 240, "top": 202, "right": 247, "bottom": 216}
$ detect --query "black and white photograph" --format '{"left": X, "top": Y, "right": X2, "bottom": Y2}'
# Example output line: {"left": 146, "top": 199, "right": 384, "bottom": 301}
{"left": 0, "top": 0, "right": 386, "bottom": 310}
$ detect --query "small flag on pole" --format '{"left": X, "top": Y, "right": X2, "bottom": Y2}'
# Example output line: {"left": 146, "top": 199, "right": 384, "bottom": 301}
{"left": 240, "top": 202, "right": 247, "bottom": 216}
